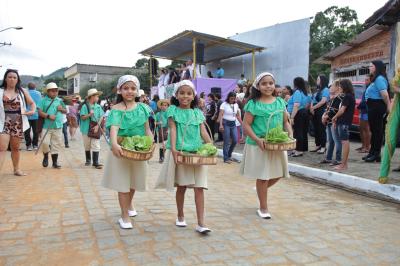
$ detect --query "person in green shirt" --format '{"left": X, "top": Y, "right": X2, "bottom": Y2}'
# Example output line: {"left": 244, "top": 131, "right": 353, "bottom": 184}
{"left": 38, "top": 82, "right": 67, "bottom": 169}
{"left": 80, "top": 88, "right": 105, "bottom": 169}
{"left": 240, "top": 72, "right": 292, "bottom": 220}
{"left": 102, "top": 75, "right": 153, "bottom": 230}
{"left": 155, "top": 80, "right": 213, "bottom": 234}
{"left": 155, "top": 99, "right": 170, "bottom": 163}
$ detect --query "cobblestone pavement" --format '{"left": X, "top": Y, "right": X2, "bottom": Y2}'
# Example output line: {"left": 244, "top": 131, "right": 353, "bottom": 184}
{"left": 1, "top": 136, "right": 400, "bottom": 265}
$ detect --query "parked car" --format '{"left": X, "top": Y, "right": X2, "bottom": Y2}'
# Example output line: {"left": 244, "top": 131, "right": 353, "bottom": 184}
{"left": 350, "top": 81, "right": 365, "bottom": 133}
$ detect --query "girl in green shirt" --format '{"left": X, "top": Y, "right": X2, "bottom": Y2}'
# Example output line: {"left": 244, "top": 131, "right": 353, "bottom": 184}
{"left": 155, "top": 99, "right": 170, "bottom": 163}
{"left": 102, "top": 75, "right": 153, "bottom": 230}
{"left": 156, "top": 80, "right": 213, "bottom": 234}
{"left": 240, "top": 72, "right": 292, "bottom": 220}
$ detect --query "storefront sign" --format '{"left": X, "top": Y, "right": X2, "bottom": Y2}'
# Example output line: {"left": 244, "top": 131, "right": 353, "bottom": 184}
{"left": 339, "top": 51, "right": 384, "bottom": 66}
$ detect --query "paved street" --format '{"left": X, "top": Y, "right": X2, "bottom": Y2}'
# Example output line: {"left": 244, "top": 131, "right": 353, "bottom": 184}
{"left": 1, "top": 135, "right": 400, "bottom": 265}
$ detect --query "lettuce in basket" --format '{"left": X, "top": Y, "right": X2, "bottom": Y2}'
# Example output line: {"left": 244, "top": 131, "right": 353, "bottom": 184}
{"left": 121, "top": 135, "right": 153, "bottom": 151}
{"left": 265, "top": 127, "right": 290, "bottom": 143}
{"left": 196, "top": 143, "right": 218, "bottom": 156}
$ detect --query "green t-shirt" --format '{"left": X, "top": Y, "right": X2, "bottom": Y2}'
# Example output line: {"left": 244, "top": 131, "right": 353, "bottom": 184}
{"left": 106, "top": 103, "right": 152, "bottom": 137}
{"left": 79, "top": 103, "right": 105, "bottom": 135}
{"left": 155, "top": 111, "right": 168, "bottom": 129}
{"left": 245, "top": 98, "right": 286, "bottom": 145}
{"left": 38, "top": 96, "right": 65, "bottom": 129}
{"left": 166, "top": 105, "right": 205, "bottom": 152}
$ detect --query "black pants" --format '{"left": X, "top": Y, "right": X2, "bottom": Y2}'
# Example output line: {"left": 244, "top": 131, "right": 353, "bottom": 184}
{"left": 24, "top": 119, "right": 39, "bottom": 147}
{"left": 293, "top": 108, "right": 309, "bottom": 152}
{"left": 206, "top": 117, "right": 215, "bottom": 140}
{"left": 62, "top": 122, "right": 69, "bottom": 146}
{"left": 367, "top": 99, "right": 386, "bottom": 156}
{"left": 312, "top": 107, "right": 326, "bottom": 148}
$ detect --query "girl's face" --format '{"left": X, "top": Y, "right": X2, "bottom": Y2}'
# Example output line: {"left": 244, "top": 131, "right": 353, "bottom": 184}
{"left": 160, "top": 103, "right": 168, "bottom": 111}
{"left": 317, "top": 76, "right": 321, "bottom": 86}
{"left": 275, "top": 87, "right": 283, "bottom": 97}
{"left": 369, "top": 64, "right": 376, "bottom": 74}
{"left": 258, "top": 75, "right": 275, "bottom": 97}
{"left": 329, "top": 84, "right": 338, "bottom": 94}
{"left": 176, "top": 85, "right": 194, "bottom": 108}
{"left": 5, "top": 72, "right": 18, "bottom": 88}
{"left": 120, "top": 81, "right": 138, "bottom": 102}
{"left": 228, "top": 96, "right": 236, "bottom": 104}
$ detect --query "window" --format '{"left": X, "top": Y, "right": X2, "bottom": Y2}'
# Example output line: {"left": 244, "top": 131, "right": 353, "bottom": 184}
{"left": 336, "top": 70, "right": 357, "bottom": 78}
{"left": 359, "top": 68, "right": 370, "bottom": 75}
{"left": 74, "top": 77, "right": 79, "bottom": 88}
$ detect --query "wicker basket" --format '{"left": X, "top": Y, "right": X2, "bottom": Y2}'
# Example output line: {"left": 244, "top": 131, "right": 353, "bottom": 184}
{"left": 118, "top": 137, "right": 155, "bottom": 161}
{"left": 264, "top": 109, "right": 296, "bottom": 151}
{"left": 177, "top": 119, "right": 217, "bottom": 166}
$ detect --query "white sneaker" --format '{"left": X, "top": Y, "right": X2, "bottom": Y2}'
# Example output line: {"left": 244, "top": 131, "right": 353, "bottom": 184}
{"left": 27, "top": 146, "right": 33, "bottom": 151}
{"left": 196, "top": 225, "right": 211, "bottom": 234}
{"left": 257, "top": 209, "right": 272, "bottom": 219}
{"left": 118, "top": 218, "right": 133, "bottom": 229}
{"left": 175, "top": 218, "right": 187, "bottom": 227}
{"left": 128, "top": 209, "right": 137, "bottom": 217}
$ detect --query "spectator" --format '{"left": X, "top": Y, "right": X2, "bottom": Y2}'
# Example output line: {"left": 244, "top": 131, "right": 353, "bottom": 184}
{"left": 332, "top": 79, "right": 355, "bottom": 170}
{"left": 24, "top": 82, "right": 42, "bottom": 151}
{"left": 61, "top": 99, "right": 69, "bottom": 148}
{"left": 158, "top": 69, "right": 167, "bottom": 88}
{"left": 198, "top": 92, "right": 206, "bottom": 114}
{"left": 238, "top": 74, "right": 247, "bottom": 86}
{"left": 186, "top": 59, "right": 201, "bottom": 79}
{"left": 149, "top": 95, "right": 159, "bottom": 113}
{"left": 205, "top": 93, "right": 217, "bottom": 139}
{"left": 356, "top": 74, "right": 372, "bottom": 153}
{"left": 288, "top": 77, "right": 311, "bottom": 157}
{"left": 310, "top": 75, "right": 330, "bottom": 154}
{"left": 282, "top": 85, "right": 293, "bottom": 102}
{"left": 219, "top": 91, "right": 242, "bottom": 163}
{"left": 207, "top": 71, "right": 213, "bottom": 78}
{"left": 67, "top": 97, "right": 79, "bottom": 140}
{"left": 216, "top": 66, "right": 224, "bottom": 78}
{"left": 214, "top": 93, "right": 223, "bottom": 142}
{"left": 168, "top": 67, "right": 180, "bottom": 85}
{"left": 274, "top": 84, "right": 282, "bottom": 97}
{"left": 364, "top": 60, "right": 390, "bottom": 162}
{"left": 320, "top": 80, "right": 343, "bottom": 165}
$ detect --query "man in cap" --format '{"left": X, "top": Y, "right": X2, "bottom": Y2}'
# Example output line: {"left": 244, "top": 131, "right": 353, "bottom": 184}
{"left": 38, "top": 82, "right": 67, "bottom": 168}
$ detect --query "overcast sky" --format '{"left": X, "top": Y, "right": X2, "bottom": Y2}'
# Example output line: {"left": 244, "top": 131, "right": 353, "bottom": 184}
{"left": 0, "top": 0, "right": 388, "bottom": 78}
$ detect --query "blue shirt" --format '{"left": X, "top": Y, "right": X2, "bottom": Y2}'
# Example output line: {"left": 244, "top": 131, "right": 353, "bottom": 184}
{"left": 216, "top": 68, "right": 224, "bottom": 78}
{"left": 149, "top": 100, "right": 157, "bottom": 112}
{"left": 26, "top": 89, "right": 42, "bottom": 120}
{"left": 365, "top": 75, "right": 388, "bottom": 100}
{"left": 312, "top": 87, "right": 330, "bottom": 104}
{"left": 287, "top": 90, "right": 310, "bottom": 113}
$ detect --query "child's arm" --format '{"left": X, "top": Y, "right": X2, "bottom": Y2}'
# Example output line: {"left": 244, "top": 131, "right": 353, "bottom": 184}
{"left": 144, "top": 121, "right": 154, "bottom": 140}
{"left": 200, "top": 124, "right": 212, "bottom": 143}
{"left": 110, "top": 125, "right": 123, "bottom": 157}
{"left": 236, "top": 109, "right": 243, "bottom": 124}
{"left": 169, "top": 117, "right": 179, "bottom": 163}
{"left": 243, "top": 112, "right": 265, "bottom": 151}
{"left": 283, "top": 111, "right": 293, "bottom": 138}
{"left": 331, "top": 106, "right": 347, "bottom": 124}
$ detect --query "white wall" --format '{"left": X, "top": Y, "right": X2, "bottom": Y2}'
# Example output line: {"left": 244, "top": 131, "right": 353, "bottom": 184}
{"left": 206, "top": 18, "right": 310, "bottom": 87}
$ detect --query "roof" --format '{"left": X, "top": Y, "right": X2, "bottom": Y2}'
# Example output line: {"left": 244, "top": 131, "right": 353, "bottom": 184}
{"left": 364, "top": 0, "right": 400, "bottom": 28}
{"left": 314, "top": 24, "right": 389, "bottom": 64}
{"left": 140, "top": 30, "right": 264, "bottom": 64}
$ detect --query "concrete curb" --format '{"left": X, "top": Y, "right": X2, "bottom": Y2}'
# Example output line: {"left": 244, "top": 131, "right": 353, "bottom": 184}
{"left": 217, "top": 149, "right": 400, "bottom": 203}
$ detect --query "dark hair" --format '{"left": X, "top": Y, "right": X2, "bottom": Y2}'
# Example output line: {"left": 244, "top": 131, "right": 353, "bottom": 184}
{"left": 317, "top": 75, "right": 329, "bottom": 90}
{"left": 215, "top": 93, "right": 221, "bottom": 100}
{"left": 207, "top": 71, "right": 213, "bottom": 78}
{"left": 152, "top": 94, "right": 160, "bottom": 102}
{"left": 28, "top": 82, "right": 36, "bottom": 90}
{"left": 275, "top": 84, "right": 281, "bottom": 88}
{"left": 371, "top": 60, "right": 387, "bottom": 82}
{"left": 170, "top": 86, "right": 199, "bottom": 109}
{"left": 1, "top": 69, "right": 22, "bottom": 92}
{"left": 225, "top": 91, "right": 237, "bottom": 103}
{"left": 284, "top": 85, "right": 293, "bottom": 96}
{"left": 244, "top": 85, "right": 251, "bottom": 99}
{"left": 207, "top": 93, "right": 215, "bottom": 101}
{"left": 293, "top": 77, "right": 307, "bottom": 95}
{"left": 200, "top": 92, "right": 205, "bottom": 98}
{"left": 241, "top": 74, "right": 245, "bottom": 78}
{"left": 339, "top": 78, "right": 354, "bottom": 96}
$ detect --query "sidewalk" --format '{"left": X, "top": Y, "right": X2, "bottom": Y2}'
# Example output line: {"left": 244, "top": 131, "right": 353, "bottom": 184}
{"left": 0, "top": 134, "right": 399, "bottom": 265}
{"left": 216, "top": 137, "right": 400, "bottom": 202}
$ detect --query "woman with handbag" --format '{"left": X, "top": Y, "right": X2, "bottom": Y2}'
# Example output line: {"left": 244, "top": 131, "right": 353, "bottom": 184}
{"left": 80, "top": 88, "right": 105, "bottom": 169}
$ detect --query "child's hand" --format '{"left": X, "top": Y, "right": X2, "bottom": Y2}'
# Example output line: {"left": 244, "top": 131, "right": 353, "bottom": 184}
{"left": 171, "top": 149, "right": 180, "bottom": 164}
{"left": 219, "top": 125, "right": 224, "bottom": 132}
{"left": 57, "top": 105, "right": 64, "bottom": 111}
{"left": 89, "top": 110, "right": 94, "bottom": 116}
{"left": 112, "top": 143, "right": 123, "bottom": 157}
{"left": 256, "top": 138, "right": 266, "bottom": 151}
{"left": 48, "top": 115, "right": 56, "bottom": 121}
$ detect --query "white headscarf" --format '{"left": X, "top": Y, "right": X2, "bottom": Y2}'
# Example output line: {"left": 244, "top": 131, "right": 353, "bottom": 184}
{"left": 173, "top": 80, "right": 197, "bottom": 97}
{"left": 252, "top": 72, "right": 275, "bottom": 90}
{"left": 117, "top": 75, "right": 140, "bottom": 90}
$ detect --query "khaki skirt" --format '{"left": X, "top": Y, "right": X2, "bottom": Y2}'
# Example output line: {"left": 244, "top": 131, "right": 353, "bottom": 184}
{"left": 240, "top": 144, "right": 289, "bottom": 180}
{"left": 155, "top": 150, "right": 208, "bottom": 191}
{"left": 102, "top": 150, "right": 148, "bottom": 192}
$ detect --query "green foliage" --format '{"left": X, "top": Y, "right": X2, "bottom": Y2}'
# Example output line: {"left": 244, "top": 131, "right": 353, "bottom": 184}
{"left": 265, "top": 127, "right": 290, "bottom": 143}
{"left": 165, "top": 60, "right": 184, "bottom": 69}
{"left": 196, "top": 143, "right": 218, "bottom": 156}
{"left": 44, "top": 76, "right": 67, "bottom": 90}
{"left": 121, "top": 135, "right": 153, "bottom": 151}
{"left": 135, "top": 58, "right": 149, "bottom": 69}
{"left": 309, "top": 6, "right": 363, "bottom": 85}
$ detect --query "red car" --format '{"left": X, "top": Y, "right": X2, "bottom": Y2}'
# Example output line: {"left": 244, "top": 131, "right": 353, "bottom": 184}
{"left": 350, "top": 81, "right": 365, "bottom": 133}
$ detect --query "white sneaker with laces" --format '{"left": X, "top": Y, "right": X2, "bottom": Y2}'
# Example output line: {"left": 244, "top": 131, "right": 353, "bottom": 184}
{"left": 257, "top": 209, "right": 272, "bottom": 219}
{"left": 195, "top": 225, "right": 211, "bottom": 234}
{"left": 118, "top": 218, "right": 133, "bottom": 229}
{"left": 128, "top": 209, "right": 137, "bottom": 217}
{"left": 175, "top": 218, "right": 187, "bottom": 227}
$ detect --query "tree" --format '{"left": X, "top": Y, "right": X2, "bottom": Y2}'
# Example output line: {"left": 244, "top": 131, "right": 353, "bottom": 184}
{"left": 44, "top": 76, "right": 67, "bottom": 89}
{"left": 135, "top": 58, "right": 149, "bottom": 69}
{"left": 165, "top": 60, "right": 184, "bottom": 69}
{"left": 309, "top": 6, "right": 363, "bottom": 85}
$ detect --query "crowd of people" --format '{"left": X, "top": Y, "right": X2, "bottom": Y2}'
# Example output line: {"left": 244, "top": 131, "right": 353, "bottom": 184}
{"left": 0, "top": 59, "right": 399, "bottom": 232}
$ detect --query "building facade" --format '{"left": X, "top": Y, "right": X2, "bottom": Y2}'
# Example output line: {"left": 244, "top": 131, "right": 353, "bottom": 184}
{"left": 64, "top": 63, "right": 134, "bottom": 95}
